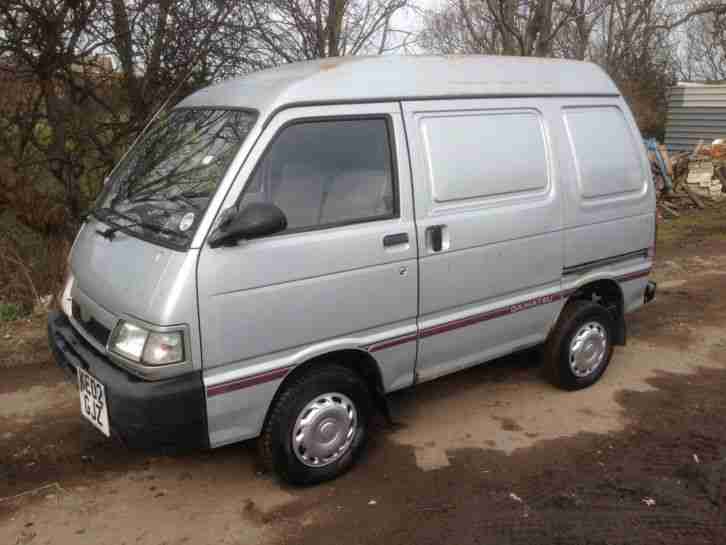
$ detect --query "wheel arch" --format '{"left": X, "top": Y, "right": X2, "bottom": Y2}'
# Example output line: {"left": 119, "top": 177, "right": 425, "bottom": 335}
{"left": 265, "top": 348, "right": 386, "bottom": 425}
{"left": 557, "top": 278, "right": 626, "bottom": 345}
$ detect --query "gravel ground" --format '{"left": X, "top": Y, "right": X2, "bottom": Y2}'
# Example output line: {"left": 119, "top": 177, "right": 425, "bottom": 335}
{"left": 2, "top": 206, "right": 726, "bottom": 545}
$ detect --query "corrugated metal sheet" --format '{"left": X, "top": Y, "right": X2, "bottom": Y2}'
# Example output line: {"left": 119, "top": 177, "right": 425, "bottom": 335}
{"left": 665, "top": 84, "right": 726, "bottom": 152}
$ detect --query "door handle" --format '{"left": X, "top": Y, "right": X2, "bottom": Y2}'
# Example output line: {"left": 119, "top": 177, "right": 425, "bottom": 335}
{"left": 427, "top": 225, "right": 445, "bottom": 252}
{"left": 383, "top": 233, "right": 409, "bottom": 247}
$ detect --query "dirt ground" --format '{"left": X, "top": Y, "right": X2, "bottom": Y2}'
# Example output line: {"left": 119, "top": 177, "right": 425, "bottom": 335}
{"left": 3, "top": 203, "right": 726, "bottom": 545}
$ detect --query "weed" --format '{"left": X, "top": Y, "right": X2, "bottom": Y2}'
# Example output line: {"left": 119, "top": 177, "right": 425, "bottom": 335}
{"left": 0, "top": 302, "right": 23, "bottom": 322}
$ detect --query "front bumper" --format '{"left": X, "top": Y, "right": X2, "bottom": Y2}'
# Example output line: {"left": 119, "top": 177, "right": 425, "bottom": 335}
{"left": 48, "top": 311, "right": 209, "bottom": 450}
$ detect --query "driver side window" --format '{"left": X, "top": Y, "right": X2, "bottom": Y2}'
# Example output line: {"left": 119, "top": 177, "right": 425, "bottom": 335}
{"left": 239, "top": 118, "right": 397, "bottom": 232}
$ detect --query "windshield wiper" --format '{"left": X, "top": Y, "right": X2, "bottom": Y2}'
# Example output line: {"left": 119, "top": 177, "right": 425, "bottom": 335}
{"left": 92, "top": 207, "right": 185, "bottom": 241}
{"left": 168, "top": 193, "right": 201, "bottom": 210}
{"left": 129, "top": 191, "right": 202, "bottom": 211}
{"left": 179, "top": 190, "right": 210, "bottom": 198}
{"left": 88, "top": 207, "right": 130, "bottom": 225}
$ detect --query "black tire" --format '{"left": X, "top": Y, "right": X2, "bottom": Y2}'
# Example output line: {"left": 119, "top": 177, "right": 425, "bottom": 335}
{"left": 543, "top": 300, "right": 615, "bottom": 391}
{"left": 258, "top": 364, "right": 371, "bottom": 485}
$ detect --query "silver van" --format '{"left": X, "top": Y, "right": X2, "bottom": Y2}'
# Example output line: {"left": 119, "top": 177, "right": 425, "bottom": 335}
{"left": 49, "top": 55, "right": 657, "bottom": 484}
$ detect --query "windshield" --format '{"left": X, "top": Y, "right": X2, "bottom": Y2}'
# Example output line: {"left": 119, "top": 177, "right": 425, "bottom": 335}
{"left": 96, "top": 108, "right": 257, "bottom": 249}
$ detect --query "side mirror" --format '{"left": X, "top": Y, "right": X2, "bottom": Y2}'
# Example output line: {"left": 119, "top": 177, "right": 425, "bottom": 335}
{"left": 208, "top": 203, "right": 287, "bottom": 248}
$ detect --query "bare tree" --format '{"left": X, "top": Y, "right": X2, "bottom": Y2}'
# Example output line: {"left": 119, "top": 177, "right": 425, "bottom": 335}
{"left": 553, "top": 0, "right": 611, "bottom": 59}
{"left": 679, "top": 9, "right": 726, "bottom": 81}
{"left": 422, "top": 0, "right": 726, "bottom": 59}
{"left": 0, "top": 0, "right": 259, "bottom": 239}
{"left": 419, "top": 1, "right": 500, "bottom": 54}
{"left": 481, "top": 0, "right": 584, "bottom": 57}
{"left": 0, "top": 0, "right": 104, "bottom": 228}
{"left": 419, "top": 0, "right": 726, "bottom": 138}
{"left": 246, "top": 0, "right": 411, "bottom": 62}
{"left": 90, "top": 1, "right": 260, "bottom": 133}
{"left": 421, "top": 0, "right": 612, "bottom": 57}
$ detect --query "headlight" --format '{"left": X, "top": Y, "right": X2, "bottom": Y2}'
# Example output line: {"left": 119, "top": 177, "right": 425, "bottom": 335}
{"left": 109, "top": 322, "right": 148, "bottom": 362}
{"left": 109, "top": 321, "right": 185, "bottom": 366}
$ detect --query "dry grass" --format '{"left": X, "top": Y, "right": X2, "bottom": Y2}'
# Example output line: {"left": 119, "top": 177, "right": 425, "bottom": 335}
{"left": 657, "top": 199, "right": 726, "bottom": 251}
{"left": 0, "top": 234, "right": 68, "bottom": 318}
{"left": 0, "top": 312, "right": 51, "bottom": 368}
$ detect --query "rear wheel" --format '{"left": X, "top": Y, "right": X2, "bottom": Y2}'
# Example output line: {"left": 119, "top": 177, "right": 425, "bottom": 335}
{"left": 258, "top": 364, "right": 371, "bottom": 485}
{"left": 543, "top": 300, "right": 614, "bottom": 391}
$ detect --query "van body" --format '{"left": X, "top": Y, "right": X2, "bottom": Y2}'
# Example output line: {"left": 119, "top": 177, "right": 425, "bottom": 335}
{"left": 48, "top": 55, "right": 656, "bottom": 484}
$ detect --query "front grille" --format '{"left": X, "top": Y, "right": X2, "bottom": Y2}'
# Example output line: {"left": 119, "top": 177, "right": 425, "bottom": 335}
{"left": 84, "top": 318, "right": 111, "bottom": 347}
{"left": 71, "top": 300, "right": 111, "bottom": 347}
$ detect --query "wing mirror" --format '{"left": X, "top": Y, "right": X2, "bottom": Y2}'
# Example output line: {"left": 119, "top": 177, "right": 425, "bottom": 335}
{"left": 208, "top": 203, "right": 287, "bottom": 248}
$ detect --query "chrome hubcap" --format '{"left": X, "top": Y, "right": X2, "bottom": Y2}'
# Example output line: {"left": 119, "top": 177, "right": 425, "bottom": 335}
{"left": 569, "top": 321, "right": 608, "bottom": 378}
{"left": 292, "top": 393, "right": 357, "bottom": 467}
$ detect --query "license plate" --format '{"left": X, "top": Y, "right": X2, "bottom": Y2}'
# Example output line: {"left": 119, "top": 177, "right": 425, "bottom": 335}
{"left": 77, "top": 368, "right": 110, "bottom": 437}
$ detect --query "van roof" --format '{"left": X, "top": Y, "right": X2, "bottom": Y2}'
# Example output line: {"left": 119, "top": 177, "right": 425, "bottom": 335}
{"left": 176, "top": 55, "right": 620, "bottom": 115}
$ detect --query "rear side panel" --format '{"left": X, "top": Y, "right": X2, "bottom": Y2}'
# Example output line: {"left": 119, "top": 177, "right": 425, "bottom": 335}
{"left": 552, "top": 97, "right": 655, "bottom": 308}
{"left": 555, "top": 97, "right": 655, "bottom": 270}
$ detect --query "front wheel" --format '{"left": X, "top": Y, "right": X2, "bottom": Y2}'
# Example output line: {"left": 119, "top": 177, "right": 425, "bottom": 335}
{"left": 258, "top": 365, "right": 371, "bottom": 485}
{"left": 543, "top": 300, "right": 615, "bottom": 391}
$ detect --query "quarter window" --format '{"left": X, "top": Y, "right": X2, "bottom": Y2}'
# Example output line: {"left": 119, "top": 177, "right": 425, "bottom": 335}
{"left": 420, "top": 110, "right": 549, "bottom": 202}
{"left": 564, "top": 106, "right": 645, "bottom": 198}
{"left": 239, "top": 118, "right": 397, "bottom": 231}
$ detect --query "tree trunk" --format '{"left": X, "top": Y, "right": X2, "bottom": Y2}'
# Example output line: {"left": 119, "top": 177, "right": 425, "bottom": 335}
{"left": 574, "top": 0, "right": 590, "bottom": 60}
{"left": 533, "top": 0, "right": 554, "bottom": 57}
{"left": 521, "top": 0, "right": 554, "bottom": 57}
{"left": 326, "top": 0, "right": 347, "bottom": 57}
{"left": 40, "top": 76, "right": 80, "bottom": 235}
{"left": 143, "top": 0, "right": 172, "bottom": 96}
{"left": 501, "top": 0, "right": 517, "bottom": 55}
{"left": 111, "top": 0, "right": 144, "bottom": 121}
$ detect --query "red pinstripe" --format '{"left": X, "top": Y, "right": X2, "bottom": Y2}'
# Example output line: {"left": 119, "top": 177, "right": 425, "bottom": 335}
{"left": 206, "top": 267, "right": 652, "bottom": 396}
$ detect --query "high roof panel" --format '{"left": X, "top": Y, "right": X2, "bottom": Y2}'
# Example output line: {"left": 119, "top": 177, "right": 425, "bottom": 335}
{"left": 177, "top": 55, "right": 620, "bottom": 114}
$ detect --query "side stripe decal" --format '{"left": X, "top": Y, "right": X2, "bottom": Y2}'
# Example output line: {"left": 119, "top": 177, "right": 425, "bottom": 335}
{"left": 420, "top": 292, "right": 565, "bottom": 339}
{"left": 563, "top": 249, "right": 650, "bottom": 276}
{"left": 207, "top": 365, "right": 295, "bottom": 397}
{"left": 615, "top": 269, "right": 652, "bottom": 282}
{"left": 369, "top": 267, "right": 650, "bottom": 353}
{"left": 207, "top": 267, "right": 651, "bottom": 396}
{"left": 369, "top": 333, "right": 419, "bottom": 353}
